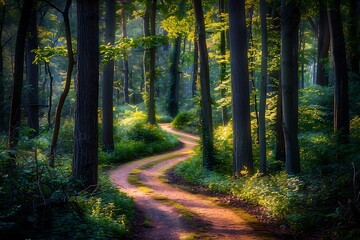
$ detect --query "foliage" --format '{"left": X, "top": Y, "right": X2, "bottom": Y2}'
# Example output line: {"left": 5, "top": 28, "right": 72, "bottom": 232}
{"left": 99, "top": 108, "right": 179, "bottom": 164}
{"left": 171, "top": 111, "right": 198, "bottom": 134}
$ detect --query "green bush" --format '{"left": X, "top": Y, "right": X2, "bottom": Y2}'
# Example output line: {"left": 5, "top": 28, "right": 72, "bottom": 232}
{"left": 171, "top": 111, "right": 198, "bottom": 133}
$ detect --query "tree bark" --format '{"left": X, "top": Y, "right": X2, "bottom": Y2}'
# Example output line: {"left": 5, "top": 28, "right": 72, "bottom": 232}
{"left": 26, "top": 10, "right": 39, "bottom": 136}
{"left": 72, "top": 0, "right": 99, "bottom": 189}
{"left": 192, "top": 0, "right": 215, "bottom": 170}
{"left": 281, "top": 0, "right": 300, "bottom": 174}
{"left": 122, "top": 1, "right": 130, "bottom": 104}
{"left": 167, "top": 36, "right": 181, "bottom": 117}
{"left": 259, "top": 0, "right": 268, "bottom": 174}
{"left": 102, "top": 0, "right": 115, "bottom": 151}
{"left": 219, "top": 0, "right": 228, "bottom": 126}
{"left": 147, "top": 0, "right": 157, "bottom": 125}
{"left": 49, "top": 0, "right": 75, "bottom": 166}
{"left": 0, "top": 5, "right": 6, "bottom": 132}
{"left": 229, "top": 0, "right": 253, "bottom": 176}
{"left": 8, "top": 0, "right": 35, "bottom": 149}
{"left": 316, "top": 1, "right": 330, "bottom": 86}
{"left": 192, "top": 34, "right": 199, "bottom": 99}
{"left": 328, "top": 0, "right": 350, "bottom": 143}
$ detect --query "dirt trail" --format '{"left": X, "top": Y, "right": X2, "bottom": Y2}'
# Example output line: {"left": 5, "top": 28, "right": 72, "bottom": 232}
{"left": 109, "top": 124, "right": 271, "bottom": 240}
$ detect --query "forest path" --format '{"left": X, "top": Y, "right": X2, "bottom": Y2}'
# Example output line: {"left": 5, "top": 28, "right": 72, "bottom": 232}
{"left": 109, "top": 124, "right": 271, "bottom": 240}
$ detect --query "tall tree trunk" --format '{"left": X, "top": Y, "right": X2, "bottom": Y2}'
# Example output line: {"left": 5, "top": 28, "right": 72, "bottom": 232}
{"left": 281, "top": 0, "right": 300, "bottom": 174}
{"left": 46, "top": 62, "right": 53, "bottom": 129}
{"left": 72, "top": 0, "right": 99, "bottom": 189}
{"left": 316, "top": 1, "right": 330, "bottom": 86}
{"left": 229, "top": 0, "right": 253, "bottom": 176}
{"left": 26, "top": 10, "right": 39, "bottom": 137}
{"left": 49, "top": 0, "right": 75, "bottom": 167}
{"left": 270, "top": 1, "right": 286, "bottom": 163}
{"left": 147, "top": 0, "right": 157, "bottom": 125}
{"left": 143, "top": 0, "right": 151, "bottom": 93}
{"left": 167, "top": 36, "right": 181, "bottom": 117}
{"left": 8, "top": 0, "right": 35, "bottom": 149}
{"left": 192, "top": 0, "right": 215, "bottom": 170}
{"left": 259, "top": 0, "right": 268, "bottom": 174}
{"left": 219, "top": 0, "right": 228, "bottom": 126}
{"left": 328, "top": 0, "right": 350, "bottom": 143}
{"left": 167, "top": 0, "right": 185, "bottom": 118}
{"left": 192, "top": 34, "right": 198, "bottom": 99}
{"left": 122, "top": 1, "right": 130, "bottom": 104}
{"left": 348, "top": 0, "right": 359, "bottom": 77}
{"left": 0, "top": 5, "right": 5, "bottom": 132}
{"left": 102, "top": 0, "right": 115, "bottom": 151}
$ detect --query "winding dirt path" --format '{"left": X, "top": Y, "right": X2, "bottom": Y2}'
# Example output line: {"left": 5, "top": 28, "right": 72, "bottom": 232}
{"left": 109, "top": 124, "right": 273, "bottom": 240}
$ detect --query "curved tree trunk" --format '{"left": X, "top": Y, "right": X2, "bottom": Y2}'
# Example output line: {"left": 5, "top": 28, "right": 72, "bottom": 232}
{"left": 49, "top": 0, "right": 75, "bottom": 167}
{"left": 72, "top": 0, "right": 99, "bottom": 189}
{"left": 192, "top": 0, "right": 215, "bottom": 170}
{"left": 229, "top": 0, "right": 253, "bottom": 176}
{"left": 102, "top": 0, "right": 116, "bottom": 151}
{"left": 8, "top": 0, "right": 35, "bottom": 149}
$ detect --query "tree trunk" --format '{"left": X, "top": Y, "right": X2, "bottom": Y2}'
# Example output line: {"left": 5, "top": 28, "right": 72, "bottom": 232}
{"left": 192, "top": 34, "right": 199, "bottom": 99}
{"left": 192, "top": 0, "right": 215, "bottom": 170}
{"left": 167, "top": 36, "right": 181, "bottom": 117}
{"left": 259, "top": 0, "right": 268, "bottom": 174}
{"left": 0, "top": 5, "right": 5, "bottom": 132}
{"left": 316, "top": 1, "right": 330, "bottom": 86}
{"left": 102, "top": 0, "right": 115, "bottom": 151}
{"left": 46, "top": 62, "right": 53, "bottom": 129}
{"left": 72, "top": 0, "right": 99, "bottom": 189}
{"left": 49, "top": 0, "right": 75, "bottom": 167}
{"left": 143, "top": 0, "right": 151, "bottom": 93}
{"left": 281, "top": 0, "right": 300, "bottom": 174}
{"left": 219, "top": 0, "right": 228, "bottom": 126}
{"left": 122, "top": 0, "right": 130, "bottom": 104}
{"left": 26, "top": 10, "right": 39, "bottom": 137}
{"left": 328, "top": 0, "right": 350, "bottom": 143}
{"left": 8, "top": 0, "right": 35, "bottom": 149}
{"left": 348, "top": 0, "right": 359, "bottom": 77}
{"left": 229, "top": 0, "right": 253, "bottom": 176}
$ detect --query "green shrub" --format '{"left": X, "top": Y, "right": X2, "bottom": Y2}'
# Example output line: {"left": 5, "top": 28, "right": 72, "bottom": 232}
{"left": 171, "top": 111, "right": 198, "bottom": 133}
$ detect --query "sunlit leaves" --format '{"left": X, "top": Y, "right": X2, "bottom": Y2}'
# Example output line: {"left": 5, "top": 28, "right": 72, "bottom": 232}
{"left": 161, "top": 15, "right": 194, "bottom": 39}
{"left": 32, "top": 46, "right": 68, "bottom": 63}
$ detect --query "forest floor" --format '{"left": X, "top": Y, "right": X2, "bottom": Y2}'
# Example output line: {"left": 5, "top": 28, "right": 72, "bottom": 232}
{"left": 109, "top": 124, "right": 277, "bottom": 240}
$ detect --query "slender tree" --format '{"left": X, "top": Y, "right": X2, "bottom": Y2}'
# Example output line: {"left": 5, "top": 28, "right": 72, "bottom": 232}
{"left": 192, "top": 0, "right": 215, "bottom": 170}
{"left": 49, "top": 0, "right": 75, "bottom": 167}
{"left": 219, "top": 0, "right": 228, "bottom": 126}
{"left": 72, "top": 0, "right": 99, "bottom": 189}
{"left": 0, "top": 4, "right": 6, "bottom": 132}
{"left": 122, "top": 0, "right": 130, "bottom": 104}
{"left": 281, "top": 0, "right": 300, "bottom": 174}
{"left": 328, "top": 0, "right": 349, "bottom": 143}
{"left": 26, "top": 9, "right": 39, "bottom": 136}
{"left": 316, "top": 0, "right": 330, "bottom": 86}
{"left": 147, "top": 0, "right": 157, "bottom": 125}
{"left": 228, "top": 0, "right": 253, "bottom": 176}
{"left": 192, "top": 34, "right": 199, "bottom": 99}
{"left": 167, "top": 0, "right": 185, "bottom": 118}
{"left": 259, "top": 0, "right": 268, "bottom": 174}
{"left": 8, "top": 0, "right": 35, "bottom": 149}
{"left": 102, "top": 0, "right": 115, "bottom": 151}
